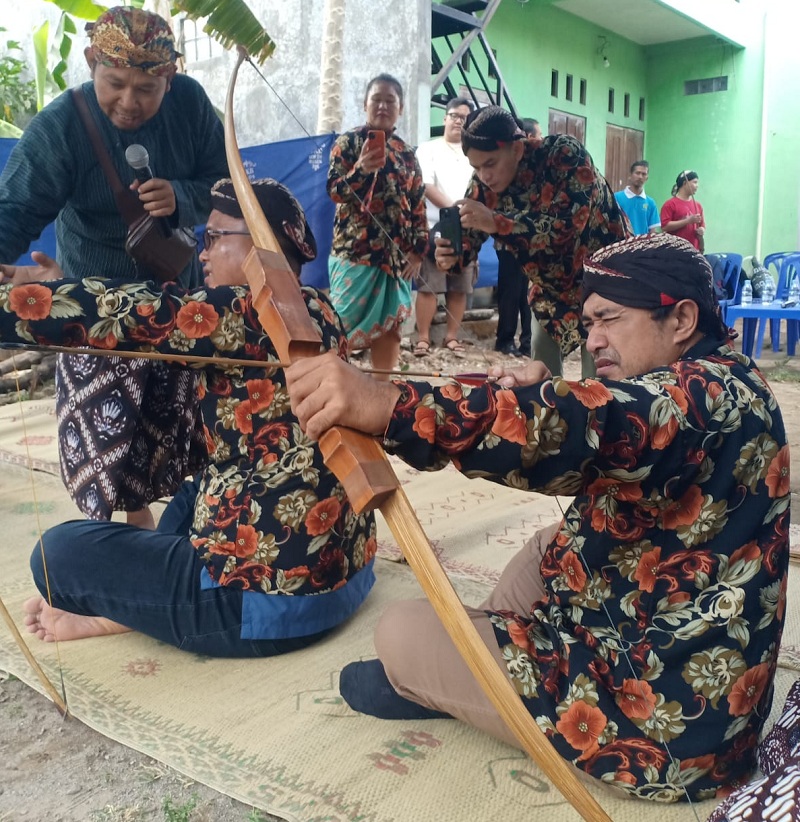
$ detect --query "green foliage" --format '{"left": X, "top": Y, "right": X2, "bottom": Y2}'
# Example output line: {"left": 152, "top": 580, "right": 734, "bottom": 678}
{"left": 0, "top": 29, "right": 37, "bottom": 127}
{"left": 161, "top": 794, "right": 198, "bottom": 822}
{"left": 171, "top": 0, "right": 275, "bottom": 65}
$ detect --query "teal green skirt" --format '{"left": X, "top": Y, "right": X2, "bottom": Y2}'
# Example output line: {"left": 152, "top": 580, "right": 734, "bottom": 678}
{"left": 328, "top": 257, "right": 412, "bottom": 349}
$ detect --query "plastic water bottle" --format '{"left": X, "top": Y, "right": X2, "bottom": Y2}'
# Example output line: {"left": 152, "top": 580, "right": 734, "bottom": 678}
{"left": 762, "top": 278, "right": 774, "bottom": 305}
{"left": 789, "top": 276, "right": 800, "bottom": 305}
{"left": 741, "top": 280, "right": 753, "bottom": 305}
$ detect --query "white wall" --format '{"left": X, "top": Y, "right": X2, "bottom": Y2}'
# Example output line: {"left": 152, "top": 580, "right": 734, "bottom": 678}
{"left": 184, "top": 0, "right": 431, "bottom": 148}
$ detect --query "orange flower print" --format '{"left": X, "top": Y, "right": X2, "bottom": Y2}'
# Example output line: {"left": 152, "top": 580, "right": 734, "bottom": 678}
{"left": 305, "top": 497, "right": 341, "bottom": 535}
{"left": 9, "top": 284, "right": 52, "bottom": 321}
{"left": 662, "top": 485, "right": 703, "bottom": 530}
{"left": 136, "top": 303, "right": 155, "bottom": 317}
{"left": 765, "top": 445, "right": 790, "bottom": 499}
{"left": 651, "top": 415, "right": 679, "bottom": 451}
{"left": 633, "top": 546, "right": 661, "bottom": 593}
{"left": 364, "top": 536, "right": 378, "bottom": 564}
{"left": 176, "top": 301, "right": 219, "bottom": 338}
{"left": 247, "top": 379, "right": 276, "bottom": 414}
{"left": 568, "top": 380, "right": 612, "bottom": 410}
{"left": 87, "top": 331, "right": 121, "bottom": 349}
{"left": 440, "top": 383, "right": 464, "bottom": 402}
{"left": 663, "top": 384, "right": 690, "bottom": 415}
{"left": 728, "top": 663, "right": 770, "bottom": 716}
{"left": 617, "top": 679, "right": 657, "bottom": 720}
{"left": 412, "top": 405, "right": 436, "bottom": 443}
{"left": 234, "top": 399, "right": 254, "bottom": 434}
{"left": 559, "top": 551, "right": 587, "bottom": 592}
{"left": 492, "top": 390, "right": 527, "bottom": 445}
{"left": 233, "top": 524, "right": 259, "bottom": 557}
{"left": 556, "top": 701, "right": 607, "bottom": 760}
{"left": 507, "top": 621, "right": 531, "bottom": 651}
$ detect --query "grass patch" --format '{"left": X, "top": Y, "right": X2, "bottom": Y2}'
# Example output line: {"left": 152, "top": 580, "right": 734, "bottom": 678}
{"left": 162, "top": 794, "right": 198, "bottom": 822}
{"left": 762, "top": 363, "right": 800, "bottom": 383}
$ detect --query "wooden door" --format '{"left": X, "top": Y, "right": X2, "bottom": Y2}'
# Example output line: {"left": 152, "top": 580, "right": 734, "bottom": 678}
{"left": 548, "top": 109, "right": 586, "bottom": 144}
{"left": 605, "top": 124, "right": 644, "bottom": 192}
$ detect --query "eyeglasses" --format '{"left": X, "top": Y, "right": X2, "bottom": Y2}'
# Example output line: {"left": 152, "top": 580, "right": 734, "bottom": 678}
{"left": 446, "top": 113, "right": 468, "bottom": 123}
{"left": 203, "top": 228, "right": 251, "bottom": 250}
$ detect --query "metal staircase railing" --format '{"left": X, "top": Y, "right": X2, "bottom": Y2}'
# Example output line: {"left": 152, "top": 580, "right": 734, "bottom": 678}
{"left": 431, "top": 0, "right": 518, "bottom": 133}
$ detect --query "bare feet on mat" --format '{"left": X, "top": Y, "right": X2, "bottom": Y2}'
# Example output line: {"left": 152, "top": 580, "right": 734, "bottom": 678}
{"left": 23, "top": 596, "right": 132, "bottom": 642}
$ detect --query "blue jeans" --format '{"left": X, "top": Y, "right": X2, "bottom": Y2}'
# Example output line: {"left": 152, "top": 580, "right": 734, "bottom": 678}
{"left": 29, "top": 480, "right": 328, "bottom": 657}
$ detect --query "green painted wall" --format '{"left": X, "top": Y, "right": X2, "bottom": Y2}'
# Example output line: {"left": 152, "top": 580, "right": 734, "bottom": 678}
{"left": 759, "top": 6, "right": 800, "bottom": 256}
{"left": 430, "top": 0, "right": 800, "bottom": 258}
{"left": 482, "top": 1, "right": 649, "bottom": 169}
{"left": 643, "top": 36, "right": 764, "bottom": 256}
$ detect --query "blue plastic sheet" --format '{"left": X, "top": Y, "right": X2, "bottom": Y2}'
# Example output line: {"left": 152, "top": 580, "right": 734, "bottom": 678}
{"left": 1, "top": 134, "right": 498, "bottom": 289}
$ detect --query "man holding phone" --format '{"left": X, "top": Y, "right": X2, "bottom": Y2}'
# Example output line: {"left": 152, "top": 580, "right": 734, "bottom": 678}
{"left": 435, "top": 106, "right": 629, "bottom": 377}
{"left": 413, "top": 97, "right": 476, "bottom": 356}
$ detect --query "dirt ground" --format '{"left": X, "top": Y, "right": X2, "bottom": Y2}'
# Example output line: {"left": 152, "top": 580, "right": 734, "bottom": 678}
{"left": 2, "top": 319, "right": 800, "bottom": 822}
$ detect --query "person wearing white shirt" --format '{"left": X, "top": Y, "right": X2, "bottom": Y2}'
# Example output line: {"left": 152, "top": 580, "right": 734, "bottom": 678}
{"left": 413, "top": 98, "right": 477, "bottom": 355}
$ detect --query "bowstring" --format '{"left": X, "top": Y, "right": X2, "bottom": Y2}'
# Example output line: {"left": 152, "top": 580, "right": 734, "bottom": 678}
{"left": 553, "top": 497, "right": 700, "bottom": 819}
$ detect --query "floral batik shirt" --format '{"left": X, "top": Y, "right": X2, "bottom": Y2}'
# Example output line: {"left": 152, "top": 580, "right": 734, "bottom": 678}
{"left": 462, "top": 135, "right": 630, "bottom": 356}
{"left": 384, "top": 337, "right": 789, "bottom": 802}
{"left": 0, "top": 278, "right": 377, "bottom": 640}
{"left": 327, "top": 126, "right": 429, "bottom": 276}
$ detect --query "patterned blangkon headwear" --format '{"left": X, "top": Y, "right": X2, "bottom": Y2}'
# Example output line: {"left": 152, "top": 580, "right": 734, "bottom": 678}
{"left": 210, "top": 178, "right": 317, "bottom": 264}
{"left": 460, "top": 105, "right": 525, "bottom": 154}
{"left": 582, "top": 234, "right": 731, "bottom": 341}
{"left": 86, "top": 7, "right": 180, "bottom": 76}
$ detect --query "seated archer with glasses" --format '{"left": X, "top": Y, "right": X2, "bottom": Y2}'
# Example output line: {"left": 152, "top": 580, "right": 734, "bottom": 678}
{"left": 0, "top": 178, "right": 378, "bottom": 658}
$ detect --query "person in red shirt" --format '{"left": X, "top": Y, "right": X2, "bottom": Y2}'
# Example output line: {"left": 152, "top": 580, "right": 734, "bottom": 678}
{"left": 660, "top": 170, "right": 705, "bottom": 252}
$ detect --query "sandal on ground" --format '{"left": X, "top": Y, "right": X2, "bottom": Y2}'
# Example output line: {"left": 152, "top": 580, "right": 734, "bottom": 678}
{"left": 413, "top": 338, "right": 431, "bottom": 357}
{"left": 444, "top": 338, "right": 466, "bottom": 353}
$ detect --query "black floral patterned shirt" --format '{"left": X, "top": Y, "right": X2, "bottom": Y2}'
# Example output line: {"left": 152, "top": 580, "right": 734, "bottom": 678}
{"left": 0, "top": 278, "right": 377, "bottom": 638}
{"left": 462, "top": 135, "right": 630, "bottom": 355}
{"left": 385, "top": 338, "right": 789, "bottom": 801}
{"left": 327, "top": 126, "right": 429, "bottom": 275}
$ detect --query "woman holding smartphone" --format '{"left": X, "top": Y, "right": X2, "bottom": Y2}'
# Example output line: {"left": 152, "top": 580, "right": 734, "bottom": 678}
{"left": 327, "top": 74, "right": 429, "bottom": 377}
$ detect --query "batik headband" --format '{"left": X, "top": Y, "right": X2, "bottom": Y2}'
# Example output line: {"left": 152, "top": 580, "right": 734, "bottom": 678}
{"left": 582, "top": 234, "right": 729, "bottom": 341}
{"left": 86, "top": 6, "right": 180, "bottom": 76}
{"left": 210, "top": 178, "right": 317, "bottom": 263}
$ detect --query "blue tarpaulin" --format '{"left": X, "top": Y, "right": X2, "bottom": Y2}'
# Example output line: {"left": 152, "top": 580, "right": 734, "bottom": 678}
{"left": 1, "top": 134, "right": 498, "bottom": 289}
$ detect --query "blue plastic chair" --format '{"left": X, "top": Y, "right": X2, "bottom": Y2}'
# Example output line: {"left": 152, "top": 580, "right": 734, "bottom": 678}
{"left": 754, "top": 253, "right": 800, "bottom": 356}
{"left": 713, "top": 253, "right": 744, "bottom": 323}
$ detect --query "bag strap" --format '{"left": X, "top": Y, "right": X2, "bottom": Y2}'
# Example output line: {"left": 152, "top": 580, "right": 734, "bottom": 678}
{"left": 71, "top": 87, "right": 143, "bottom": 226}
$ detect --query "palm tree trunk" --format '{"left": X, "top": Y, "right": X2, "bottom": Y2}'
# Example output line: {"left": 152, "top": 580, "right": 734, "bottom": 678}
{"left": 316, "top": 0, "right": 346, "bottom": 134}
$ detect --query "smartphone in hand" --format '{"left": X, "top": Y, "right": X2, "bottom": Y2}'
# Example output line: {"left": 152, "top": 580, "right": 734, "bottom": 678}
{"left": 438, "top": 206, "right": 463, "bottom": 257}
{"left": 366, "top": 129, "right": 386, "bottom": 166}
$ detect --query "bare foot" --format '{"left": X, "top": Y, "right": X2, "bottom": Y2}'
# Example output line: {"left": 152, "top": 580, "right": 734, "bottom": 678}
{"left": 126, "top": 506, "right": 155, "bottom": 530}
{"left": 23, "top": 596, "right": 132, "bottom": 643}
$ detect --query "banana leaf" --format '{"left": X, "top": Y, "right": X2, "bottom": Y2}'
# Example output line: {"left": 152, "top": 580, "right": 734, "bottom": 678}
{"left": 171, "top": 0, "right": 275, "bottom": 65}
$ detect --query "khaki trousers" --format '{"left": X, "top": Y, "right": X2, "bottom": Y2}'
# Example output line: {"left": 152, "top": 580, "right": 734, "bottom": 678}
{"left": 374, "top": 523, "right": 558, "bottom": 750}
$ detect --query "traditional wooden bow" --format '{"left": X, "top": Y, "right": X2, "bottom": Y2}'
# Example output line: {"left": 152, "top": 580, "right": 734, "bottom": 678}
{"left": 224, "top": 49, "right": 611, "bottom": 822}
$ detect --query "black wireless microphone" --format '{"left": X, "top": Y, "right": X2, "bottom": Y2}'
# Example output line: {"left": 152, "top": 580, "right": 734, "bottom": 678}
{"left": 125, "top": 144, "right": 172, "bottom": 237}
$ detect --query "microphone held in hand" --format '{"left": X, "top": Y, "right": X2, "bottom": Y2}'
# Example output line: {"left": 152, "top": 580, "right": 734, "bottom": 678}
{"left": 125, "top": 144, "right": 172, "bottom": 238}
